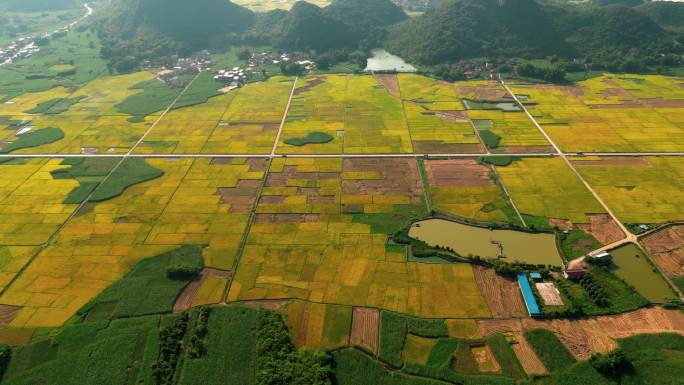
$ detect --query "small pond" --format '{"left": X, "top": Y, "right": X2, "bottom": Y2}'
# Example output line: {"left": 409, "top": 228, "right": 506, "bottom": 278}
{"left": 610, "top": 244, "right": 674, "bottom": 303}
{"left": 408, "top": 218, "right": 563, "bottom": 266}
{"left": 364, "top": 49, "right": 416, "bottom": 72}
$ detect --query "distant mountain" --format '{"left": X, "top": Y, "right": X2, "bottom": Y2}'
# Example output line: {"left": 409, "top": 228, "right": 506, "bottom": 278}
{"left": 637, "top": 1, "right": 684, "bottom": 31}
{"left": 385, "top": 0, "right": 680, "bottom": 66}
{"left": 385, "top": 0, "right": 574, "bottom": 65}
{"left": 96, "top": 0, "right": 254, "bottom": 71}
{"left": 252, "top": 0, "right": 406, "bottom": 51}
{"left": 0, "top": 0, "right": 79, "bottom": 12}
{"left": 267, "top": 1, "right": 356, "bottom": 50}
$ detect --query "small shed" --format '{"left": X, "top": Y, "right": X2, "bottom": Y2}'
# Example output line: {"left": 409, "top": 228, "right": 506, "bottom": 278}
{"left": 529, "top": 272, "right": 542, "bottom": 281}
{"left": 563, "top": 269, "right": 587, "bottom": 279}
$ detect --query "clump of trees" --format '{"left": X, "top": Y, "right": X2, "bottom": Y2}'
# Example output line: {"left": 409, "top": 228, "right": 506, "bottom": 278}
{"left": 188, "top": 307, "right": 211, "bottom": 359}
{"left": 590, "top": 349, "right": 632, "bottom": 376}
{"left": 256, "top": 309, "right": 332, "bottom": 385}
{"left": 579, "top": 273, "right": 610, "bottom": 307}
{"left": 166, "top": 263, "right": 202, "bottom": 279}
{"left": 153, "top": 313, "right": 189, "bottom": 384}
{"left": 516, "top": 63, "right": 566, "bottom": 82}
{"left": 0, "top": 344, "right": 10, "bottom": 379}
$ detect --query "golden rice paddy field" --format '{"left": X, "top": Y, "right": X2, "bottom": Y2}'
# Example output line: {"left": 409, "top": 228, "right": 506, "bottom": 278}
{"left": 511, "top": 74, "right": 684, "bottom": 152}
{"left": 573, "top": 156, "right": 684, "bottom": 224}
{"left": 0, "top": 157, "right": 266, "bottom": 328}
{"left": 1, "top": 72, "right": 684, "bottom": 335}
{"left": 228, "top": 157, "right": 492, "bottom": 319}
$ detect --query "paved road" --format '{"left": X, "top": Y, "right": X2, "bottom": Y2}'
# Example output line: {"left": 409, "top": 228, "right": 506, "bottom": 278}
{"left": 4, "top": 152, "right": 684, "bottom": 158}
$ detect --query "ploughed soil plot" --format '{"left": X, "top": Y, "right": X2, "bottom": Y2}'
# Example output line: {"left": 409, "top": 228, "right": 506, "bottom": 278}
{"left": 433, "top": 110, "right": 469, "bottom": 122}
{"left": 455, "top": 81, "right": 508, "bottom": 100}
{"left": 342, "top": 158, "right": 424, "bottom": 205}
{"left": 572, "top": 156, "right": 653, "bottom": 168}
{"left": 642, "top": 225, "right": 684, "bottom": 278}
{"left": 373, "top": 74, "right": 400, "bottom": 96}
{"left": 425, "top": 159, "right": 493, "bottom": 187}
{"left": 350, "top": 307, "right": 379, "bottom": 355}
{"left": 472, "top": 266, "right": 527, "bottom": 318}
{"left": 577, "top": 213, "right": 624, "bottom": 244}
{"left": 216, "top": 179, "right": 262, "bottom": 213}
{"left": 502, "top": 145, "right": 555, "bottom": 154}
{"left": 173, "top": 268, "right": 232, "bottom": 312}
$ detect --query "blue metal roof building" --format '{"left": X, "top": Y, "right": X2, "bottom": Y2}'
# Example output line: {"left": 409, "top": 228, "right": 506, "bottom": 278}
{"left": 517, "top": 273, "right": 541, "bottom": 316}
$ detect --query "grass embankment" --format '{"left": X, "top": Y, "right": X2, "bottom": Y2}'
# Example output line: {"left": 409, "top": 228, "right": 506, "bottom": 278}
{"left": 0, "top": 127, "right": 64, "bottom": 154}
{"left": 89, "top": 158, "right": 164, "bottom": 202}
{"left": 284, "top": 131, "right": 334, "bottom": 146}
{"left": 51, "top": 157, "right": 163, "bottom": 203}
{"left": 24, "top": 95, "right": 86, "bottom": 114}
{"left": 78, "top": 245, "right": 203, "bottom": 320}
{"left": 51, "top": 158, "right": 119, "bottom": 203}
{"left": 116, "top": 72, "right": 222, "bottom": 119}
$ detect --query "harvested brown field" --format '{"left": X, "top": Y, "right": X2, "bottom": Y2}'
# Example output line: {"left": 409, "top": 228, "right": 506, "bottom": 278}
{"left": 577, "top": 214, "right": 625, "bottom": 244}
{"left": 342, "top": 158, "right": 424, "bottom": 203}
{"left": 523, "top": 307, "right": 684, "bottom": 360}
{"left": 173, "top": 268, "right": 232, "bottom": 312}
{"left": 412, "top": 141, "right": 483, "bottom": 154}
{"left": 350, "top": 307, "right": 379, "bottom": 354}
{"left": 512, "top": 333, "right": 547, "bottom": 375}
{"left": 425, "top": 159, "right": 494, "bottom": 187}
{"left": 573, "top": 157, "right": 652, "bottom": 168}
{"left": 473, "top": 266, "right": 527, "bottom": 318}
{"left": 455, "top": 81, "right": 507, "bottom": 100}
{"left": 374, "top": 74, "right": 399, "bottom": 96}
{"left": 642, "top": 225, "right": 684, "bottom": 277}
{"left": 434, "top": 110, "right": 469, "bottom": 122}
{"left": 254, "top": 213, "right": 320, "bottom": 223}
{"left": 216, "top": 178, "right": 262, "bottom": 213}
{"left": 477, "top": 319, "right": 523, "bottom": 337}
{"left": 0, "top": 305, "right": 21, "bottom": 327}
{"left": 549, "top": 218, "right": 574, "bottom": 231}
{"left": 294, "top": 77, "right": 325, "bottom": 96}
{"left": 535, "top": 283, "right": 564, "bottom": 306}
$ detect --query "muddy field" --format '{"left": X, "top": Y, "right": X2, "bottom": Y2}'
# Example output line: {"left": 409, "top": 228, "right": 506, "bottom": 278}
{"left": 642, "top": 225, "right": 684, "bottom": 277}
{"left": 350, "top": 307, "right": 379, "bottom": 354}
{"left": 0, "top": 304, "right": 21, "bottom": 327}
{"left": 473, "top": 266, "right": 527, "bottom": 318}
{"left": 425, "top": 159, "right": 494, "bottom": 187}
{"left": 294, "top": 77, "right": 325, "bottom": 96}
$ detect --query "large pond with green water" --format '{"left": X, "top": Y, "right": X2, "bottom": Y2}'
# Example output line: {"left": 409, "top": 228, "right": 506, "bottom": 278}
{"left": 408, "top": 219, "right": 563, "bottom": 266}
{"left": 610, "top": 244, "right": 674, "bottom": 303}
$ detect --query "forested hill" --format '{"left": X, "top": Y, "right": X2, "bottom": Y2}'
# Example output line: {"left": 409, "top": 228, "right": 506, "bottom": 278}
{"left": 385, "top": 0, "right": 682, "bottom": 67}
{"left": 95, "top": 0, "right": 255, "bottom": 71}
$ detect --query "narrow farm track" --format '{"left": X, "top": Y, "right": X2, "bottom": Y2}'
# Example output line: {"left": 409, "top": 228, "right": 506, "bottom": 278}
{"left": 271, "top": 76, "right": 299, "bottom": 155}
{"left": 500, "top": 77, "right": 634, "bottom": 243}
{"left": 0, "top": 73, "right": 202, "bottom": 298}
{"left": 500, "top": 77, "right": 684, "bottom": 299}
